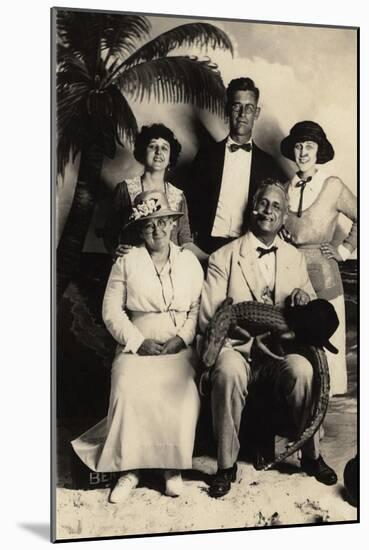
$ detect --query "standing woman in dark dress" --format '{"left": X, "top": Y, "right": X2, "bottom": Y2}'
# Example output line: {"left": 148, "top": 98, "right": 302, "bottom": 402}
{"left": 103, "top": 123, "right": 208, "bottom": 263}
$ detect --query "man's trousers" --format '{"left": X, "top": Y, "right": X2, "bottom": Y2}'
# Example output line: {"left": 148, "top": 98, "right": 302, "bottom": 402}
{"left": 210, "top": 349, "right": 320, "bottom": 469}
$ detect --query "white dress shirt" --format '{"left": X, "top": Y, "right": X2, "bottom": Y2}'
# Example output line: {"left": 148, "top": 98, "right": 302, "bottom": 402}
{"left": 211, "top": 136, "right": 252, "bottom": 238}
{"left": 248, "top": 232, "right": 277, "bottom": 303}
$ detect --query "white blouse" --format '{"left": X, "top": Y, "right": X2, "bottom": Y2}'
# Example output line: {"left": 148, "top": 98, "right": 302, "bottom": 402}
{"left": 288, "top": 169, "right": 326, "bottom": 212}
{"left": 102, "top": 243, "right": 204, "bottom": 353}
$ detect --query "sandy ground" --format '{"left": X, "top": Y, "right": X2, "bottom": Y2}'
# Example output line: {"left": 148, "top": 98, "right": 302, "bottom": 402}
{"left": 55, "top": 391, "right": 357, "bottom": 541}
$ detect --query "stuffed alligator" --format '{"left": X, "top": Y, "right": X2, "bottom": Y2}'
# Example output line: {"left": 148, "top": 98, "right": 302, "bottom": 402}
{"left": 201, "top": 297, "right": 339, "bottom": 470}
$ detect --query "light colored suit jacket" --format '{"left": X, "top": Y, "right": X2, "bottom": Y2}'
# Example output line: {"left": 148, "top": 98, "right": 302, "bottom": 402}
{"left": 199, "top": 232, "right": 316, "bottom": 356}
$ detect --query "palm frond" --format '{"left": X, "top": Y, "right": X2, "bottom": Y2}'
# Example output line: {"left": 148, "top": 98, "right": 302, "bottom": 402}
{"left": 57, "top": 121, "right": 82, "bottom": 176}
{"left": 101, "top": 14, "right": 150, "bottom": 63}
{"left": 57, "top": 11, "right": 151, "bottom": 79}
{"left": 57, "top": 43, "right": 75, "bottom": 64}
{"left": 57, "top": 58, "right": 92, "bottom": 86}
{"left": 57, "top": 10, "right": 97, "bottom": 55}
{"left": 57, "top": 83, "right": 89, "bottom": 122}
{"left": 56, "top": 83, "right": 137, "bottom": 173}
{"left": 56, "top": 10, "right": 104, "bottom": 74}
{"left": 106, "top": 86, "right": 138, "bottom": 146}
{"left": 116, "top": 22, "right": 233, "bottom": 72}
{"left": 56, "top": 82, "right": 89, "bottom": 172}
{"left": 118, "top": 56, "right": 226, "bottom": 115}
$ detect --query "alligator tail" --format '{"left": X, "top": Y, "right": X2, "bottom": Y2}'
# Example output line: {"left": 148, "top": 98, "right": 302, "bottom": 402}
{"left": 263, "top": 346, "right": 330, "bottom": 470}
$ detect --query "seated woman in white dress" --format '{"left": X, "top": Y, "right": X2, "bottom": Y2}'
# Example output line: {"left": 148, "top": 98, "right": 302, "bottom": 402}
{"left": 72, "top": 190, "right": 204, "bottom": 503}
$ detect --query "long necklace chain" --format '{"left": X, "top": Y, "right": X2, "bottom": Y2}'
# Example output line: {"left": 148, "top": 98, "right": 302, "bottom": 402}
{"left": 152, "top": 255, "right": 177, "bottom": 327}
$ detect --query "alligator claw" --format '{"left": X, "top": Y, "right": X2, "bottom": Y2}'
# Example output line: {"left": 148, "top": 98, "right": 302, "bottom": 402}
{"left": 280, "top": 330, "right": 296, "bottom": 340}
{"left": 255, "top": 333, "right": 285, "bottom": 361}
{"left": 230, "top": 324, "right": 252, "bottom": 341}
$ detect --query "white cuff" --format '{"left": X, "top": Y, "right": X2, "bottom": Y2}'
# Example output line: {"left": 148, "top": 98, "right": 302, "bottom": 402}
{"left": 177, "top": 325, "right": 193, "bottom": 346}
{"left": 337, "top": 244, "right": 351, "bottom": 261}
{"left": 123, "top": 331, "right": 145, "bottom": 354}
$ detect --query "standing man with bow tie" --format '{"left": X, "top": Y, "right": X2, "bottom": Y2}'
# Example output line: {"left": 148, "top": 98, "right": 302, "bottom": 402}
{"left": 188, "top": 77, "right": 287, "bottom": 255}
{"left": 199, "top": 179, "right": 337, "bottom": 498}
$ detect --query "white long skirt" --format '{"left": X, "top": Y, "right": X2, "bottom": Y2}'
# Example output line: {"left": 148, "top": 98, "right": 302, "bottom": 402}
{"left": 72, "top": 347, "right": 200, "bottom": 472}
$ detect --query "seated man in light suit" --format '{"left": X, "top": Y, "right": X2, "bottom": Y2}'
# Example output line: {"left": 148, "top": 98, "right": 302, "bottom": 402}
{"left": 199, "top": 179, "right": 337, "bottom": 498}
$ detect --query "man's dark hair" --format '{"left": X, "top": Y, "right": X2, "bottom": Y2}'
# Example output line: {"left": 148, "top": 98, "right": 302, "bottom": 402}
{"left": 134, "top": 123, "right": 182, "bottom": 167}
{"left": 225, "top": 77, "right": 260, "bottom": 114}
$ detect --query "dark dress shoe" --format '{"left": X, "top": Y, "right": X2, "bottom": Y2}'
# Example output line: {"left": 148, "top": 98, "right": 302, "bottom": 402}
{"left": 301, "top": 455, "right": 338, "bottom": 486}
{"left": 208, "top": 463, "right": 237, "bottom": 498}
{"left": 253, "top": 435, "right": 276, "bottom": 471}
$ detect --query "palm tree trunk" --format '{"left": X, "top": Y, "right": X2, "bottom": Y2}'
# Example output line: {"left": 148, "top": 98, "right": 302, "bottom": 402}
{"left": 57, "top": 145, "right": 104, "bottom": 303}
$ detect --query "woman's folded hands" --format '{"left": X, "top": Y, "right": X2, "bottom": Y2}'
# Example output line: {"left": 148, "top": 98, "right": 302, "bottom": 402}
{"left": 160, "top": 336, "right": 186, "bottom": 355}
{"left": 137, "top": 336, "right": 186, "bottom": 356}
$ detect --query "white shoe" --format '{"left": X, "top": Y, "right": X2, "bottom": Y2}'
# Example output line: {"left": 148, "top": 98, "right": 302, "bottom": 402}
{"left": 109, "top": 472, "right": 139, "bottom": 504}
{"left": 164, "top": 470, "right": 183, "bottom": 497}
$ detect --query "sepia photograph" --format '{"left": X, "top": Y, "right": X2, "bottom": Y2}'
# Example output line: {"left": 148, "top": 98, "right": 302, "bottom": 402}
{"left": 52, "top": 6, "right": 358, "bottom": 542}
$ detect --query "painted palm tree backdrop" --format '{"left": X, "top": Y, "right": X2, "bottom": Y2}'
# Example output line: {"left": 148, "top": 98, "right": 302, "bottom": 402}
{"left": 55, "top": 9, "right": 233, "bottom": 301}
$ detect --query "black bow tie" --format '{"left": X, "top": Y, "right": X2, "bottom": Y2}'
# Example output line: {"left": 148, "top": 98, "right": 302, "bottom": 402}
{"left": 229, "top": 142, "right": 252, "bottom": 153}
{"left": 295, "top": 176, "right": 312, "bottom": 217}
{"left": 257, "top": 245, "right": 278, "bottom": 258}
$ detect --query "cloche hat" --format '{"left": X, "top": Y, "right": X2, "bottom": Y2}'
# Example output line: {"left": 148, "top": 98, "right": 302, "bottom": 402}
{"left": 280, "top": 121, "right": 334, "bottom": 164}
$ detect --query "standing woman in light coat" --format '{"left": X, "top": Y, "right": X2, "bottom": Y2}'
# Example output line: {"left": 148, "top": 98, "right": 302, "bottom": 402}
{"left": 281, "top": 121, "right": 357, "bottom": 395}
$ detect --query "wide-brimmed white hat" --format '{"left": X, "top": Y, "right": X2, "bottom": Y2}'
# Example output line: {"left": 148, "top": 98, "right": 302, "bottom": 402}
{"left": 125, "top": 189, "right": 182, "bottom": 228}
